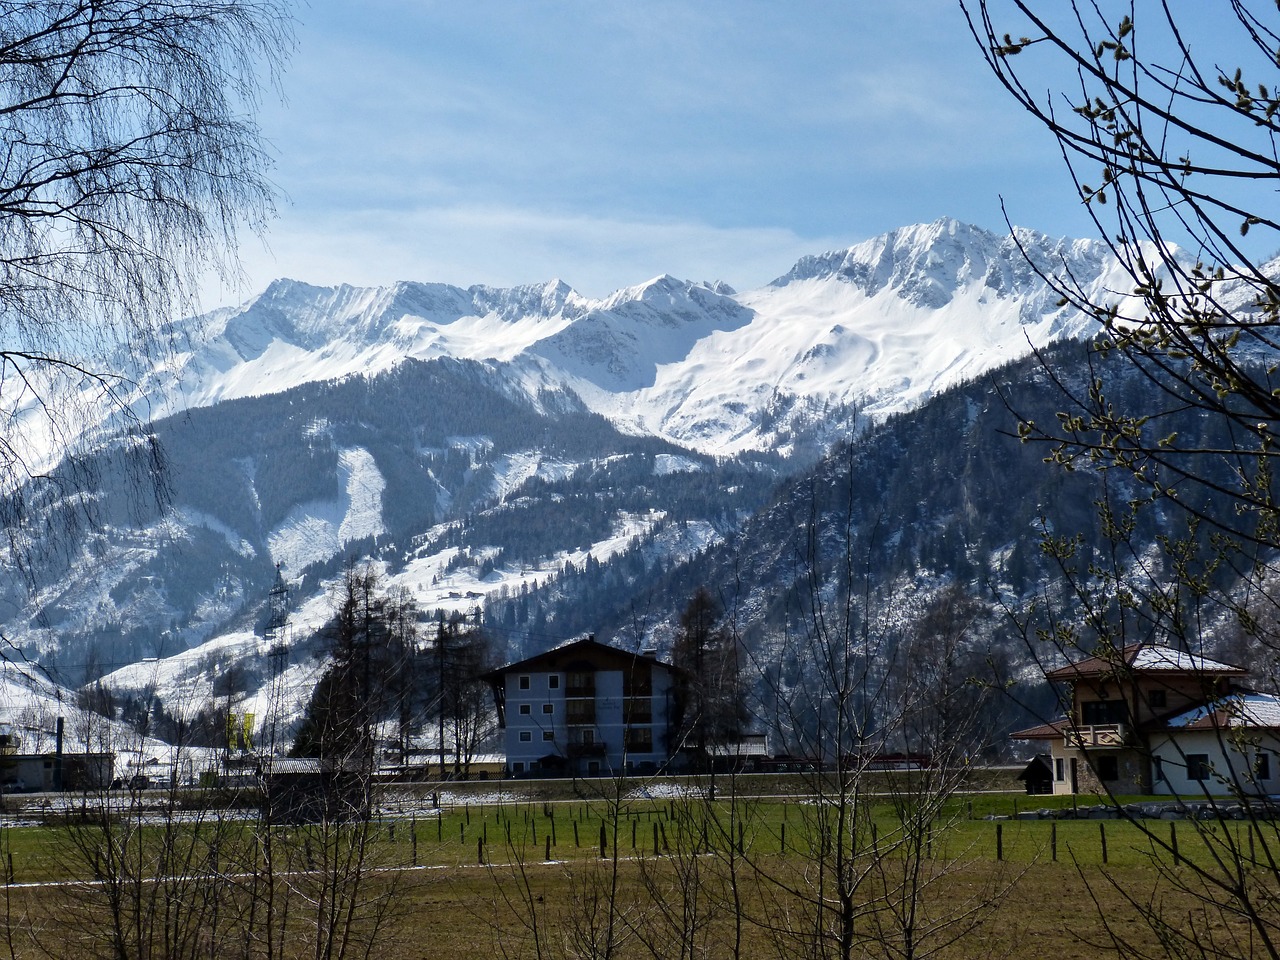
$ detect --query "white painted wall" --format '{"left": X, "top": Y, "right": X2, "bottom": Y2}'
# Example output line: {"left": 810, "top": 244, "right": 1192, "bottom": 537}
{"left": 1149, "top": 729, "right": 1280, "bottom": 797}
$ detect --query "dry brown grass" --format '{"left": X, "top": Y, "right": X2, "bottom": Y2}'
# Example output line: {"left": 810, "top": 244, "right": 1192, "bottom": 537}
{"left": 340, "top": 856, "right": 1269, "bottom": 960}
{"left": 0, "top": 842, "right": 1266, "bottom": 959}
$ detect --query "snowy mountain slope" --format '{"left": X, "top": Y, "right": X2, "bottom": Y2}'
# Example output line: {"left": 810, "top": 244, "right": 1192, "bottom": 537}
{"left": 265, "top": 446, "right": 387, "bottom": 571}
{"left": 526, "top": 275, "right": 753, "bottom": 393}
{"left": 118, "top": 218, "right": 1149, "bottom": 461}
{"left": 613, "top": 220, "right": 1139, "bottom": 453}
{"left": 92, "top": 504, "right": 724, "bottom": 742}
{"left": 0, "top": 217, "right": 1211, "bottom": 753}
{"left": 0, "top": 348, "right": 782, "bottom": 741}
{"left": 140, "top": 278, "right": 588, "bottom": 419}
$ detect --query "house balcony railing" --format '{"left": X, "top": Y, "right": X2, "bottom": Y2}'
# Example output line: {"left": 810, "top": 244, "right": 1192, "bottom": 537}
{"left": 567, "top": 742, "right": 606, "bottom": 758}
{"left": 565, "top": 705, "right": 596, "bottom": 725}
{"left": 623, "top": 700, "right": 652, "bottom": 724}
{"left": 1064, "top": 723, "right": 1132, "bottom": 749}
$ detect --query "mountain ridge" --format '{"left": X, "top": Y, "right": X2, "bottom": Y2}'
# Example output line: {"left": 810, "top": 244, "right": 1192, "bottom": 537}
{"left": 129, "top": 217, "right": 1137, "bottom": 462}
{"left": 0, "top": 217, "right": 1192, "bottom": 754}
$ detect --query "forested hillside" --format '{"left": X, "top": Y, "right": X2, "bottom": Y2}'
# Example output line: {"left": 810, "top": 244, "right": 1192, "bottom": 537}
{"left": 0, "top": 356, "right": 781, "bottom": 690}
{"left": 484, "top": 338, "right": 1264, "bottom": 745}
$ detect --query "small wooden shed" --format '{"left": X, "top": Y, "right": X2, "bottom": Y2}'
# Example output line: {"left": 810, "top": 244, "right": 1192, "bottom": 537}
{"left": 1017, "top": 755, "right": 1054, "bottom": 795}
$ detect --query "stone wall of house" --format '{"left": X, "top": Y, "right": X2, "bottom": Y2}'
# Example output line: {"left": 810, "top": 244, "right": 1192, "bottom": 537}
{"left": 1074, "top": 749, "right": 1148, "bottom": 795}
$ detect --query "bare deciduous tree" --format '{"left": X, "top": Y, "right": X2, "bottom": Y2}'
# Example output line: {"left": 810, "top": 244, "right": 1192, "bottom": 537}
{"left": 0, "top": 0, "right": 293, "bottom": 563}
{"left": 965, "top": 2, "right": 1280, "bottom": 956}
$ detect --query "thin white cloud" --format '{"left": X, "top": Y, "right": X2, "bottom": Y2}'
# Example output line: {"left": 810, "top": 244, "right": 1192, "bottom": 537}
{"left": 214, "top": 204, "right": 846, "bottom": 305}
{"left": 207, "top": 0, "right": 1101, "bottom": 311}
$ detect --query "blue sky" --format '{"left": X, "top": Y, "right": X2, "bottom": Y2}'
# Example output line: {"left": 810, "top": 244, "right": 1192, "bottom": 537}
{"left": 217, "top": 0, "right": 1101, "bottom": 306}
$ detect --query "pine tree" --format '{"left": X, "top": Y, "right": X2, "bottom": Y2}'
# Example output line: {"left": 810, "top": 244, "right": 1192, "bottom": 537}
{"left": 290, "top": 566, "right": 416, "bottom": 766}
{"left": 671, "top": 587, "right": 746, "bottom": 768}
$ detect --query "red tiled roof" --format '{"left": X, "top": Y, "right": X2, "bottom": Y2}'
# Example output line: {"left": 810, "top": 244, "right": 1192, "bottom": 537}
{"left": 1009, "top": 719, "right": 1069, "bottom": 740}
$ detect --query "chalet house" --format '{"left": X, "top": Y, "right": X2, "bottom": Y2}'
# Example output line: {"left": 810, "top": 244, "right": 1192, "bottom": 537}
{"left": 485, "top": 636, "right": 676, "bottom": 778}
{"left": 1014, "top": 642, "right": 1280, "bottom": 797}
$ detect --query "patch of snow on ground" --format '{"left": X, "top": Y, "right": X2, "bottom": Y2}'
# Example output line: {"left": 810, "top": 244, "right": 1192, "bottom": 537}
{"left": 337, "top": 447, "right": 385, "bottom": 543}
{"left": 653, "top": 454, "right": 702, "bottom": 476}
{"left": 629, "top": 782, "right": 707, "bottom": 799}
{"left": 178, "top": 507, "right": 256, "bottom": 557}
{"left": 490, "top": 452, "right": 578, "bottom": 502}
{"left": 267, "top": 446, "right": 385, "bottom": 569}
{"left": 387, "top": 511, "right": 668, "bottom": 619}
{"left": 268, "top": 509, "right": 343, "bottom": 572}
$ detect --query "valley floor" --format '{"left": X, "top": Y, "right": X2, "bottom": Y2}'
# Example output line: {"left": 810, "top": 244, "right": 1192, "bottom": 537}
{"left": 0, "top": 782, "right": 1271, "bottom": 958}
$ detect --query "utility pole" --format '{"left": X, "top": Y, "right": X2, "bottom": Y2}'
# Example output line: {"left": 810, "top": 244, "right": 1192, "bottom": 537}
{"left": 437, "top": 614, "right": 446, "bottom": 781}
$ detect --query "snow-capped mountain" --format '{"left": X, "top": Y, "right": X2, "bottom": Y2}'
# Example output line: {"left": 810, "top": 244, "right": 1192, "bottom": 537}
{"left": 0, "top": 218, "right": 1159, "bottom": 748}
{"left": 134, "top": 218, "right": 1132, "bottom": 460}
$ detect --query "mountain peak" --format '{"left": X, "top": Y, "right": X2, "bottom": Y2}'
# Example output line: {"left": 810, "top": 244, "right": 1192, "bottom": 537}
{"left": 765, "top": 218, "right": 1112, "bottom": 313}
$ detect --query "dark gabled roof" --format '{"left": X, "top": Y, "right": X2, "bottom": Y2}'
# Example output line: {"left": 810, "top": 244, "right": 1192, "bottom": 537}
{"left": 1017, "top": 755, "right": 1053, "bottom": 781}
{"left": 1044, "top": 643, "right": 1246, "bottom": 682}
{"left": 484, "top": 635, "right": 671, "bottom": 681}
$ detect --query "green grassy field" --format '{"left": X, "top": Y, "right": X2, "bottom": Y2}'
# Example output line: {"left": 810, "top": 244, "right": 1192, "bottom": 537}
{"left": 0, "top": 787, "right": 1269, "bottom": 880}
{"left": 0, "top": 785, "right": 1275, "bottom": 958}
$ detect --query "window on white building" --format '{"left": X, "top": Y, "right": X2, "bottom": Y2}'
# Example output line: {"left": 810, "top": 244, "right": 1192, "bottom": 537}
{"left": 1054, "top": 758, "right": 1064, "bottom": 781}
{"left": 519, "top": 704, "right": 531, "bottom": 715}
{"left": 625, "top": 727, "right": 653, "bottom": 752}
{"left": 519, "top": 675, "right": 530, "bottom": 690}
{"left": 1187, "top": 754, "right": 1211, "bottom": 781}
{"left": 1081, "top": 700, "right": 1128, "bottom": 725}
{"left": 543, "top": 703, "right": 553, "bottom": 714}
{"left": 543, "top": 731, "right": 554, "bottom": 741}
{"left": 519, "top": 731, "right": 532, "bottom": 742}
{"left": 549, "top": 675, "right": 560, "bottom": 689}
{"left": 1257, "top": 753, "right": 1272, "bottom": 780}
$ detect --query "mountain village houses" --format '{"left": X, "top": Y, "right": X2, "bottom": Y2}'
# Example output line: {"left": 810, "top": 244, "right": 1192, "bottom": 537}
{"left": 1015, "top": 642, "right": 1280, "bottom": 798}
